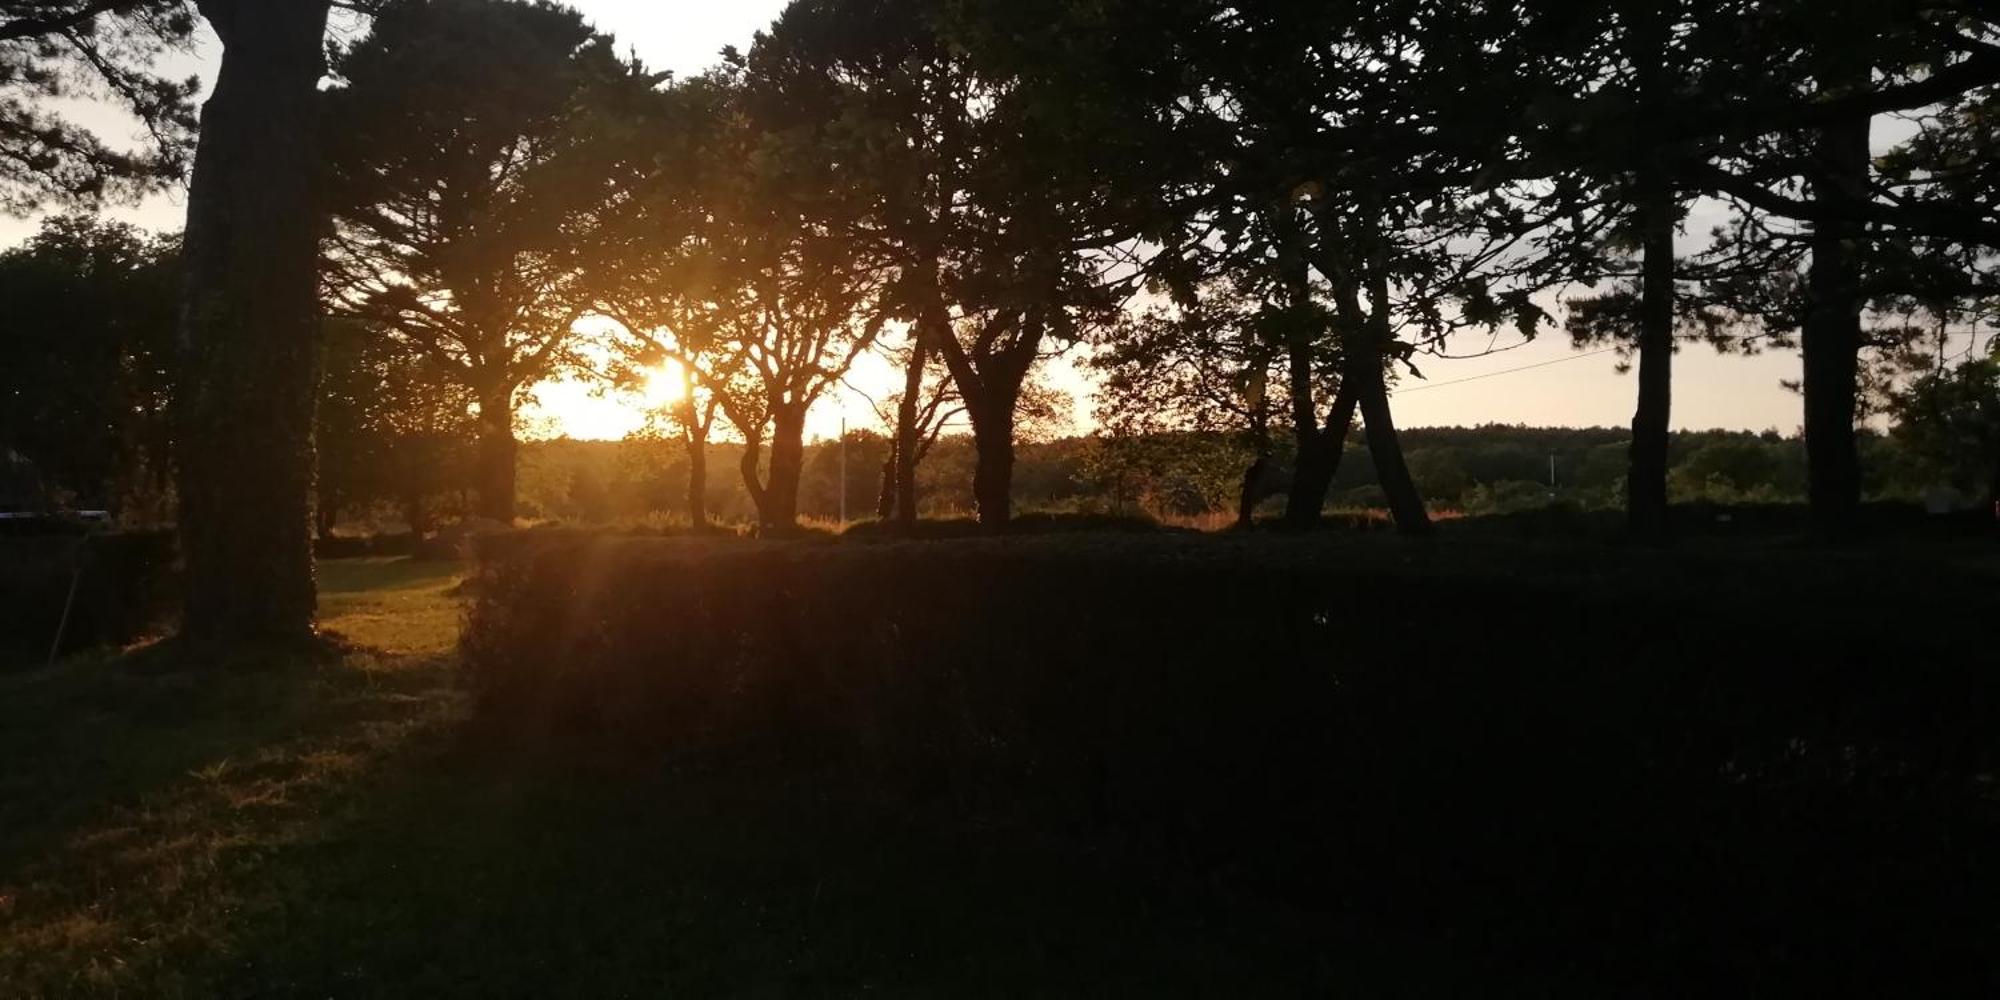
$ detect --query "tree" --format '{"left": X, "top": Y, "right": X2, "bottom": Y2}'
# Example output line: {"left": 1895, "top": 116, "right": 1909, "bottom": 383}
{"left": 856, "top": 333, "right": 962, "bottom": 525}
{"left": 323, "top": 0, "right": 644, "bottom": 522}
{"left": 0, "top": 214, "right": 176, "bottom": 514}
{"left": 0, "top": 0, "right": 198, "bottom": 214}
{"left": 1892, "top": 354, "right": 2000, "bottom": 507}
{"left": 175, "top": 0, "right": 331, "bottom": 644}
{"left": 317, "top": 318, "right": 476, "bottom": 538}
{"left": 743, "top": 0, "right": 1143, "bottom": 531}
{"left": 1093, "top": 273, "right": 1295, "bottom": 527}
{"left": 593, "top": 67, "right": 888, "bottom": 534}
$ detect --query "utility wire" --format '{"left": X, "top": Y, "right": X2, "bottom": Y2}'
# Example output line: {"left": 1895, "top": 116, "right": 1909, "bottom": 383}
{"left": 1397, "top": 346, "right": 1625, "bottom": 394}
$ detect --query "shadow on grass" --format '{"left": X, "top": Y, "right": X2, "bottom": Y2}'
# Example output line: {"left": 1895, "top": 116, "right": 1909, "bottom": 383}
{"left": 0, "top": 559, "right": 1332, "bottom": 997}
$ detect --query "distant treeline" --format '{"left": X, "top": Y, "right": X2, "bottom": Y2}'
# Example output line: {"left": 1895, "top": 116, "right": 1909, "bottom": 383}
{"left": 344, "top": 425, "right": 1951, "bottom": 532}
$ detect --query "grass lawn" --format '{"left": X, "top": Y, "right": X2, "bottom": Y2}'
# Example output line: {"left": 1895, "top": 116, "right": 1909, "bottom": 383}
{"left": 0, "top": 558, "right": 1330, "bottom": 998}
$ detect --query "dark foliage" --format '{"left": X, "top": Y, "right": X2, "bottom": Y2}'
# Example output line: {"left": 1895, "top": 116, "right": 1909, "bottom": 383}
{"left": 463, "top": 530, "right": 2000, "bottom": 991}
{"left": 0, "top": 530, "right": 175, "bottom": 666}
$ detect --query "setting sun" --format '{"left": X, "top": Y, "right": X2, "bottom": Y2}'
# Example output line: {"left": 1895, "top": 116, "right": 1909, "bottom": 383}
{"left": 524, "top": 361, "right": 685, "bottom": 441}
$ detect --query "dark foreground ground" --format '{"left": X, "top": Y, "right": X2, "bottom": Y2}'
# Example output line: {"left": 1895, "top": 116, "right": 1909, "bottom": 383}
{"left": 2, "top": 528, "right": 1997, "bottom": 996}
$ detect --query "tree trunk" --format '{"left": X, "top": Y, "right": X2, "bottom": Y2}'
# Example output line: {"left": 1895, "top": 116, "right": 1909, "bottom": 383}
{"left": 685, "top": 429, "right": 709, "bottom": 530}
{"left": 738, "top": 431, "right": 768, "bottom": 526}
{"left": 1277, "top": 218, "right": 1347, "bottom": 530}
{"left": 1629, "top": 177, "right": 1677, "bottom": 539}
{"left": 892, "top": 335, "right": 929, "bottom": 532}
{"left": 315, "top": 503, "right": 338, "bottom": 544}
{"left": 174, "top": 0, "right": 331, "bottom": 645}
{"left": 404, "top": 491, "right": 432, "bottom": 538}
{"left": 475, "top": 385, "right": 517, "bottom": 523}
{"left": 1803, "top": 102, "right": 1872, "bottom": 535}
{"left": 1281, "top": 299, "right": 1327, "bottom": 528}
{"left": 971, "top": 398, "right": 1017, "bottom": 530}
{"left": 1357, "top": 223, "right": 1431, "bottom": 536}
{"left": 1357, "top": 368, "right": 1429, "bottom": 536}
{"left": 877, "top": 454, "right": 897, "bottom": 521}
{"left": 1284, "top": 383, "right": 1361, "bottom": 529}
{"left": 1237, "top": 455, "right": 1267, "bottom": 530}
{"left": 758, "top": 407, "right": 806, "bottom": 532}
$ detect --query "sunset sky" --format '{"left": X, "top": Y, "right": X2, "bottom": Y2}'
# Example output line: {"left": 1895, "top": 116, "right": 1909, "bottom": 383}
{"left": 0, "top": 0, "right": 1828, "bottom": 440}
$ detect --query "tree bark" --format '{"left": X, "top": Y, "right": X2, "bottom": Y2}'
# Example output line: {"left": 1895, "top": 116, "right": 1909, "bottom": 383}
{"left": 1803, "top": 99, "right": 1872, "bottom": 534}
{"left": 1276, "top": 213, "right": 1350, "bottom": 530}
{"left": 174, "top": 0, "right": 330, "bottom": 645}
{"left": 1284, "top": 383, "right": 1361, "bottom": 529}
{"left": 1629, "top": 175, "right": 1677, "bottom": 539}
{"left": 685, "top": 428, "right": 709, "bottom": 530}
{"left": 891, "top": 333, "right": 929, "bottom": 531}
{"left": 1357, "top": 222, "right": 1431, "bottom": 536}
{"left": 474, "top": 385, "right": 517, "bottom": 523}
{"left": 971, "top": 397, "right": 1017, "bottom": 529}
{"left": 750, "top": 406, "right": 807, "bottom": 533}
{"left": 1282, "top": 296, "right": 1328, "bottom": 527}
{"left": 682, "top": 369, "right": 710, "bottom": 530}
{"left": 876, "top": 454, "right": 897, "bottom": 521}
{"left": 1356, "top": 360, "right": 1429, "bottom": 536}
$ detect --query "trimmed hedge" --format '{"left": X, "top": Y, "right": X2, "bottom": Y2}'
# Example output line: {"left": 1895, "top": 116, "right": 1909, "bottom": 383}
{"left": 0, "top": 530, "right": 176, "bottom": 666}
{"left": 463, "top": 531, "right": 2000, "bottom": 990}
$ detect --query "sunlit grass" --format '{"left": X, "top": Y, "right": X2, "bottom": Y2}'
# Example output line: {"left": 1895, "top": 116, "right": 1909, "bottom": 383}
{"left": 0, "top": 558, "right": 466, "bottom": 997}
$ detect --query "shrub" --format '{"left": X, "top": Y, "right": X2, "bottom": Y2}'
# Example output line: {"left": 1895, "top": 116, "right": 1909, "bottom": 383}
{"left": 0, "top": 530, "right": 176, "bottom": 667}
{"left": 461, "top": 531, "right": 2000, "bottom": 987}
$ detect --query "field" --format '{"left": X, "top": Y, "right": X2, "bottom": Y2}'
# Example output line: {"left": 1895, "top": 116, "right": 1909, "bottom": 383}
{"left": 3, "top": 529, "right": 1998, "bottom": 996}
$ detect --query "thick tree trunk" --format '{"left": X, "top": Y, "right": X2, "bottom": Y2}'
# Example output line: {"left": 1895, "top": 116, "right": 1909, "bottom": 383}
{"left": 971, "top": 399, "right": 1017, "bottom": 530}
{"left": 892, "top": 335, "right": 929, "bottom": 532}
{"left": 876, "top": 455, "right": 897, "bottom": 521}
{"left": 757, "top": 407, "right": 807, "bottom": 532}
{"left": 474, "top": 386, "right": 517, "bottom": 523}
{"left": 1629, "top": 178, "right": 1677, "bottom": 539}
{"left": 1803, "top": 104, "right": 1872, "bottom": 534}
{"left": 174, "top": 0, "right": 330, "bottom": 645}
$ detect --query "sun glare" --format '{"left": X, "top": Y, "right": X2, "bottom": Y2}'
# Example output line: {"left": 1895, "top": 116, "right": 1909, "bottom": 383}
{"left": 639, "top": 361, "right": 686, "bottom": 410}
{"left": 524, "top": 361, "right": 687, "bottom": 442}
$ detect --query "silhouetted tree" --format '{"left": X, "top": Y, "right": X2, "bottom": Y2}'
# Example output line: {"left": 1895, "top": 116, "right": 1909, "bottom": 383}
{"left": 324, "top": 0, "right": 643, "bottom": 522}
{"left": 0, "top": 215, "right": 176, "bottom": 514}
{"left": 0, "top": 0, "right": 197, "bottom": 213}
{"left": 317, "top": 318, "right": 476, "bottom": 538}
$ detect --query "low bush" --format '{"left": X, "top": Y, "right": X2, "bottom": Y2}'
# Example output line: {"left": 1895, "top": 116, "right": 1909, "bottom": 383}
{"left": 0, "top": 530, "right": 176, "bottom": 667}
{"left": 463, "top": 531, "right": 2000, "bottom": 989}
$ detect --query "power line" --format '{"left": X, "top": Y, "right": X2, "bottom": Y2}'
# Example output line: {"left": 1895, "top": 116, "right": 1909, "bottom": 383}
{"left": 1397, "top": 346, "right": 1625, "bottom": 394}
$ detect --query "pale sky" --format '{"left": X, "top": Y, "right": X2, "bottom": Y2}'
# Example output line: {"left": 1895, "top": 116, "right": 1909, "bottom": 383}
{"left": 1, "top": 0, "right": 1826, "bottom": 441}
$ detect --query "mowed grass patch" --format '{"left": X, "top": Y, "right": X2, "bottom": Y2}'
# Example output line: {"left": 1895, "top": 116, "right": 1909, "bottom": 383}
{"left": 0, "top": 558, "right": 467, "bottom": 997}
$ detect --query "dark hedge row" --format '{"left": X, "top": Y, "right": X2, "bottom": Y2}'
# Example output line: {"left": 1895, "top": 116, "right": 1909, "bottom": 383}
{"left": 0, "top": 531, "right": 176, "bottom": 667}
{"left": 462, "top": 531, "right": 2000, "bottom": 990}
